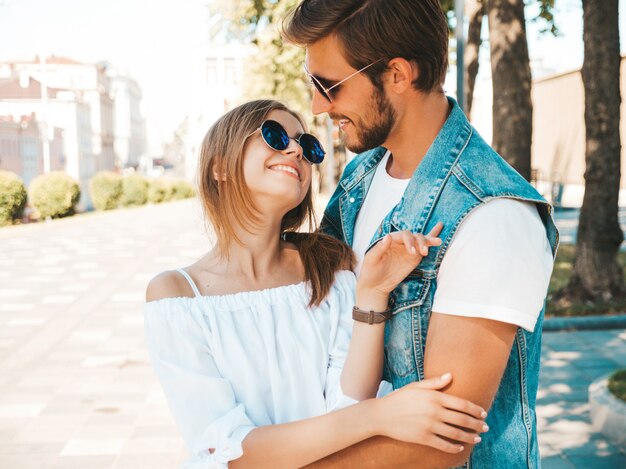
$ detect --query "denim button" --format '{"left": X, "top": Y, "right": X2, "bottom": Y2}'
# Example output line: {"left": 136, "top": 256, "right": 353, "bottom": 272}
{"left": 349, "top": 197, "right": 355, "bottom": 203}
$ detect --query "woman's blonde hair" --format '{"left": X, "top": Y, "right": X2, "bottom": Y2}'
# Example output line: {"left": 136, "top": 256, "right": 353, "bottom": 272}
{"left": 198, "top": 99, "right": 354, "bottom": 306}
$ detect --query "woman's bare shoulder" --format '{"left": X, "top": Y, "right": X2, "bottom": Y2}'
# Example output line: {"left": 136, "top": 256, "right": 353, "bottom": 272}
{"left": 145, "top": 270, "right": 195, "bottom": 302}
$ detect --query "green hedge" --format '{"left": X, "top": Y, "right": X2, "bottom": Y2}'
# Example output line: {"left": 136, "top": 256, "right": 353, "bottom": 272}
{"left": 29, "top": 171, "right": 80, "bottom": 219}
{"left": 120, "top": 174, "right": 149, "bottom": 207}
{"left": 609, "top": 369, "right": 626, "bottom": 402}
{"left": 89, "top": 171, "right": 122, "bottom": 211}
{"left": 0, "top": 170, "right": 27, "bottom": 226}
{"left": 170, "top": 179, "right": 195, "bottom": 200}
{"left": 147, "top": 178, "right": 171, "bottom": 204}
{"left": 147, "top": 178, "right": 194, "bottom": 204}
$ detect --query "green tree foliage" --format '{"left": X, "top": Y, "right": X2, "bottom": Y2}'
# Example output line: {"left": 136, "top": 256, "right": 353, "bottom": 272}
{"left": 29, "top": 171, "right": 80, "bottom": 219}
{"left": 208, "top": 0, "right": 558, "bottom": 115}
{"left": 0, "top": 170, "right": 27, "bottom": 226}
{"left": 208, "top": 0, "right": 310, "bottom": 117}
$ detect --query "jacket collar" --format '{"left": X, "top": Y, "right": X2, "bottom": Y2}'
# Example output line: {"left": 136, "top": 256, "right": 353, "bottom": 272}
{"left": 390, "top": 97, "right": 472, "bottom": 232}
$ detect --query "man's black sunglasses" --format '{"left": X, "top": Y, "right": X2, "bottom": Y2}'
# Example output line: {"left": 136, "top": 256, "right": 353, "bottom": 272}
{"left": 248, "top": 120, "right": 326, "bottom": 165}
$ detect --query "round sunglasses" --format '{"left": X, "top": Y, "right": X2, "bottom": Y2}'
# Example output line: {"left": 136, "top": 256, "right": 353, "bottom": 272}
{"left": 248, "top": 120, "right": 326, "bottom": 165}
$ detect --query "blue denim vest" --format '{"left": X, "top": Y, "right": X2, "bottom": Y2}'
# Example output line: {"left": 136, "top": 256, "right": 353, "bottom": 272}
{"left": 321, "top": 97, "right": 559, "bottom": 468}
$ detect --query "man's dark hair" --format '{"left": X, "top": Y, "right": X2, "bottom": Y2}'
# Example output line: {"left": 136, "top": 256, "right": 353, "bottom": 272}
{"left": 282, "top": 0, "right": 449, "bottom": 92}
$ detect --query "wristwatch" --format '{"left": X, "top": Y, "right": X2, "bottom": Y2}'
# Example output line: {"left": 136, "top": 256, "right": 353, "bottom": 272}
{"left": 352, "top": 306, "right": 392, "bottom": 324}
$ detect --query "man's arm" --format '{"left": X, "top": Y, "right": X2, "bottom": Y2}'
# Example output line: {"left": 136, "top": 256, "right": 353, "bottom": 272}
{"left": 304, "top": 313, "right": 517, "bottom": 469}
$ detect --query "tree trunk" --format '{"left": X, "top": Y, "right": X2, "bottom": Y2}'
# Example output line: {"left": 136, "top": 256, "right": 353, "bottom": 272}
{"left": 486, "top": 0, "right": 533, "bottom": 181}
{"left": 561, "top": 0, "right": 624, "bottom": 302}
{"left": 464, "top": 0, "right": 485, "bottom": 121}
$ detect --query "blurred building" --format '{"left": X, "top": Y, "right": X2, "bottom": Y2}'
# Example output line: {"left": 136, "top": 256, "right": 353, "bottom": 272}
{"left": 0, "top": 115, "right": 64, "bottom": 186}
{"left": 531, "top": 55, "right": 626, "bottom": 207}
{"left": 0, "top": 75, "right": 94, "bottom": 205}
{"left": 9, "top": 57, "right": 116, "bottom": 172}
{"left": 0, "top": 56, "right": 146, "bottom": 209}
{"left": 104, "top": 63, "right": 146, "bottom": 169}
{"left": 181, "top": 43, "right": 252, "bottom": 181}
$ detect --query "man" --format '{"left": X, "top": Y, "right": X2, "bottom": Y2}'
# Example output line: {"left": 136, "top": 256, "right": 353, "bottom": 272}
{"left": 283, "top": 1, "right": 558, "bottom": 468}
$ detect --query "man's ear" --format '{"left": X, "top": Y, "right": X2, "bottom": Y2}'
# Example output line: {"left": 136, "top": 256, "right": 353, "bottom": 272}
{"left": 386, "top": 58, "right": 418, "bottom": 94}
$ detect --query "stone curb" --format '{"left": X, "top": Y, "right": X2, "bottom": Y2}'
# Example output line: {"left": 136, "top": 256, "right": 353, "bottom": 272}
{"left": 589, "top": 374, "right": 626, "bottom": 447}
{"left": 543, "top": 313, "right": 626, "bottom": 332}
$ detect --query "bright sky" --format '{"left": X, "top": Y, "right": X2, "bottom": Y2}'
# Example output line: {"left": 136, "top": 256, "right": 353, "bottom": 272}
{"left": 0, "top": 0, "right": 624, "bottom": 155}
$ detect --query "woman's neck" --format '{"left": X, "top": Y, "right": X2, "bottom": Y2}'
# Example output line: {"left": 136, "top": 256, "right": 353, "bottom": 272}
{"left": 216, "top": 214, "right": 297, "bottom": 283}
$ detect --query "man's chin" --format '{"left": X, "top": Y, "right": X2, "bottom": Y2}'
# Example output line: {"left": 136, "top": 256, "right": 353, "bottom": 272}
{"left": 341, "top": 134, "right": 371, "bottom": 154}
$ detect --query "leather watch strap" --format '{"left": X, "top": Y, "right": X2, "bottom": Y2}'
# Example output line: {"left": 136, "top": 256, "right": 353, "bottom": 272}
{"left": 352, "top": 306, "right": 392, "bottom": 324}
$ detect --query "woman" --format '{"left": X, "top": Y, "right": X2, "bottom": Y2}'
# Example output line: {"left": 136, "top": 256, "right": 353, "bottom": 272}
{"left": 144, "top": 100, "right": 488, "bottom": 468}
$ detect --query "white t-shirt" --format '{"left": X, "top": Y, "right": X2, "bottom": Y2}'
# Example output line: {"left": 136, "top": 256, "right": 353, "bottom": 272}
{"left": 352, "top": 154, "right": 554, "bottom": 333}
{"left": 353, "top": 151, "right": 409, "bottom": 276}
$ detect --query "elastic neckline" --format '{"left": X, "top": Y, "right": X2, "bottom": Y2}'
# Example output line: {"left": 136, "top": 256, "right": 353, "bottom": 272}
{"left": 146, "top": 269, "right": 355, "bottom": 306}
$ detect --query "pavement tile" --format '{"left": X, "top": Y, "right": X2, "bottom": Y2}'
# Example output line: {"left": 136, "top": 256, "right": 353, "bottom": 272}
{"left": 53, "top": 455, "right": 117, "bottom": 469}
{"left": 60, "top": 438, "right": 126, "bottom": 456}
{"left": 112, "top": 452, "right": 184, "bottom": 469}
{"left": 568, "top": 453, "right": 626, "bottom": 469}
{"left": 0, "top": 441, "right": 65, "bottom": 456}
{"left": 120, "top": 436, "right": 183, "bottom": 454}
{"left": 560, "top": 435, "right": 622, "bottom": 457}
{"left": 14, "top": 423, "right": 80, "bottom": 444}
{"left": 0, "top": 403, "right": 46, "bottom": 418}
{"left": 0, "top": 453, "right": 62, "bottom": 469}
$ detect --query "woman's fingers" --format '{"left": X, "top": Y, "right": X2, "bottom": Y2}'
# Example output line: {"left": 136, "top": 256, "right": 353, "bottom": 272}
{"left": 441, "top": 409, "right": 489, "bottom": 434}
{"left": 386, "top": 228, "right": 443, "bottom": 258}
{"left": 410, "top": 373, "right": 452, "bottom": 390}
{"left": 414, "top": 235, "right": 430, "bottom": 256}
{"left": 432, "top": 422, "right": 482, "bottom": 445}
{"left": 439, "top": 393, "right": 488, "bottom": 420}
{"left": 422, "top": 434, "right": 465, "bottom": 454}
{"left": 427, "top": 222, "right": 444, "bottom": 238}
{"left": 401, "top": 230, "right": 418, "bottom": 255}
{"left": 367, "top": 234, "right": 392, "bottom": 260}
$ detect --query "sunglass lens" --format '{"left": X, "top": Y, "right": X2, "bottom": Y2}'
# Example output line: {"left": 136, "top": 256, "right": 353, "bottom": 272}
{"left": 261, "top": 120, "right": 290, "bottom": 151}
{"left": 312, "top": 80, "right": 331, "bottom": 102}
{"left": 299, "top": 134, "right": 326, "bottom": 164}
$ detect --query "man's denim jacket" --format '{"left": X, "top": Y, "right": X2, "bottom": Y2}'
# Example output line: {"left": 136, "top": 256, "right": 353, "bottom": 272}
{"left": 321, "top": 98, "right": 559, "bottom": 468}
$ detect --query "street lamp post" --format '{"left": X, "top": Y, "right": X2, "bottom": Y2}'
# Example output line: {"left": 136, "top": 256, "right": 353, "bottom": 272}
{"left": 455, "top": 0, "right": 465, "bottom": 112}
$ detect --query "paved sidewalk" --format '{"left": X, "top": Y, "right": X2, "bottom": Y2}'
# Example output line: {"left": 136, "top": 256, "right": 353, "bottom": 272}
{"left": 0, "top": 199, "right": 624, "bottom": 468}
{"left": 539, "top": 330, "right": 626, "bottom": 468}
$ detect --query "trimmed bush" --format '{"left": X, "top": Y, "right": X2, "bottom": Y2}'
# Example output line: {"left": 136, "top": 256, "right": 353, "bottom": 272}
{"left": 148, "top": 178, "right": 195, "bottom": 204}
{"left": 609, "top": 369, "right": 626, "bottom": 402}
{"left": 120, "top": 174, "right": 149, "bottom": 207}
{"left": 29, "top": 171, "right": 80, "bottom": 219}
{"left": 89, "top": 171, "right": 123, "bottom": 210}
{"left": 0, "top": 170, "right": 27, "bottom": 226}
{"left": 170, "top": 179, "right": 195, "bottom": 200}
{"left": 147, "top": 178, "right": 171, "bottom": 204}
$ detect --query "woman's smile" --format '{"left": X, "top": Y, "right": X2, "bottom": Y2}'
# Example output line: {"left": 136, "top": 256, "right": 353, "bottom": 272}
{"left": 268, "top": 163, "right": 302, "bottom": 181}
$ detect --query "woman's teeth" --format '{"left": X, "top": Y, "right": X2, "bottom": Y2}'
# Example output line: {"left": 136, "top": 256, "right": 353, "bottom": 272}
{"left": 270, "top": 165, "right": 300, "bottom": 179}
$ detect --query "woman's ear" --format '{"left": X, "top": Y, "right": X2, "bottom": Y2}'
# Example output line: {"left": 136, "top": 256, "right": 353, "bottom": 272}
{"left": 212, "top": 163, "right": 227, "bottom": 182}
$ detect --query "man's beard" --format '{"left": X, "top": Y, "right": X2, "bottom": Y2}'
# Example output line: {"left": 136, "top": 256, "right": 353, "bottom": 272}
{"left": 344, "top": 88, "right": 396, "bottom": 154}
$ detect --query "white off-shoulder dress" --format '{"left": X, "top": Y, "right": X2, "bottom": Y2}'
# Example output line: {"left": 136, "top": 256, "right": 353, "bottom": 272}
{"left": 144, "top": 269, "right": 367, "bottom": 469}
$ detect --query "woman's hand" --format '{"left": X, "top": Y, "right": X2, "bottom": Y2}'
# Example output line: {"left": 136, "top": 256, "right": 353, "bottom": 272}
{"left": 357, "top": 223, "right": 443, "bottom": 298}
{"left": 372, "top": 373, "right": 489, "bottom": 453}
